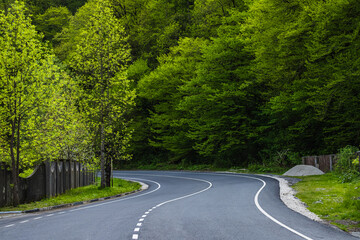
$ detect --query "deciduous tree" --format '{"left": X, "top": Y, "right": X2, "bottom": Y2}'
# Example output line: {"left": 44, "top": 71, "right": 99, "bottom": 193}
{"left": 69, "top": 0, "right": 134, "bottom": 187}
{"left": 0, "top": 1, "right": 59, "bottom": 205}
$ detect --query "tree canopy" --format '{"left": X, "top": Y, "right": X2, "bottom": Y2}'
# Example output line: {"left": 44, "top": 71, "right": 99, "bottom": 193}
{"left": 1, "top": 0, "right": 360, "bottom": 181}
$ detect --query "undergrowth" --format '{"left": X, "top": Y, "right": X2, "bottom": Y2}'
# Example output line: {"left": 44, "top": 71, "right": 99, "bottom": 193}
{"left": 0, "top": 178, "right": 140, "bottom": 212}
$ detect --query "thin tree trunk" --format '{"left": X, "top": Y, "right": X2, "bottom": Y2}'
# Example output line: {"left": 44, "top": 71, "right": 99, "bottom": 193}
{"left": 10, "top": 120, "right": 20, "bottom": 206}
{"left": 100, "top": 109, "right": 105, "bottom": 188}
{"left": 15, "top": 97, "right": 21, "bottom": 204}
{"left": 105, "top": 74, "right": 111, "bottom": 188}
{"left": 100, "top": 53, "right": 106, "bottom": 188}
{"left": 105, "top": 157, "right": 111, "bottom": 187}
{"left": 10, "top": 98, "right": 20, "bottom": 206}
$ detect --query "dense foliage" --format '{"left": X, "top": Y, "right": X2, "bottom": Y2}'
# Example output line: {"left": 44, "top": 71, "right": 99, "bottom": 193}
{"left": 1, "top": 0, "right": 360, "bottom": 194}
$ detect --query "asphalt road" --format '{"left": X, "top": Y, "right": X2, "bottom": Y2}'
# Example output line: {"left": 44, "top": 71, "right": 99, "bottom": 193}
{"left": 0, "top": 171, "right": 358, "bottom": 240}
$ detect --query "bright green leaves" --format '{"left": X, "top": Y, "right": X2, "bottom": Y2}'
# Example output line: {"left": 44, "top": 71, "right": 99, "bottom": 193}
{"left": 0, "top": 1, "right": 78, "bottom": 205}
{"left": 69, "top": 0, "right": 134, "bottom": 186}
{"left": 2, "top": 0, "right": 360, "bottom": 172}
{"left": 0, "top": 1, "right": 59, "bottom": 166}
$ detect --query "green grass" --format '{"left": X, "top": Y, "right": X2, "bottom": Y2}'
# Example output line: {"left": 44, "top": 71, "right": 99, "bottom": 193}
{"left": 293, "top": 173, "right": 360, "bottom": 232}
{"left": 0, "top": 178, "right": 141, "bottom": 212}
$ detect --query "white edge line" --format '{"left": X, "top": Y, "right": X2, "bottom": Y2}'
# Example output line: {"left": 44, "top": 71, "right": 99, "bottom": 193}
{"left": 215, "top": 173, "right": 314, "bottom": 240}
{"left": 67, "top": 178, "right": 161, "bottom": 212}
{"left": 116, "top": 172, "right": 313, "bottom": 240}
{"left": 252, "top": 177, "right": 313, "bottom": 240}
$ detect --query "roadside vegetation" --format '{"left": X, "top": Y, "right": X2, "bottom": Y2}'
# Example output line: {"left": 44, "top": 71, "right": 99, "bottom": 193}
{"left": 293, "top": 146, "right": 360, "bottom": 232}
{"left": 2, "top": 0, "right": 360, "bottom": 207}
{"left": 119, "top": 162, "right": 289, "bottom": 175}
{"left": 294, "top": 174, "right": 360, "bottom": 232}
{"left": 0, "top": 178, "right": 140, "bottom": 212}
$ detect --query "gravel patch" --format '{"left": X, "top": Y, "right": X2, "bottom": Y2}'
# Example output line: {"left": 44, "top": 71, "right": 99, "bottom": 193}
{"left": 283, "top": 165, "right": 324, "bottom": 176}
{"left": 263, "top": 174, "right": 323, "bottom": 222}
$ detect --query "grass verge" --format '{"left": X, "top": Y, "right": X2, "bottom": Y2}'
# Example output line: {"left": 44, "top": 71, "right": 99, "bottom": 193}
{"left": 293, "top": 173, "right": 360, "bottom": 232}
{"left": 0, "top": 178, "right": 141, "bottom": 212}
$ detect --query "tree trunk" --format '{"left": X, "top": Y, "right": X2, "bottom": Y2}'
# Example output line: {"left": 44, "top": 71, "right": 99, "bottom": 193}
{"left": 105, "top": 158, "right": 111, "bottom": 187}
{"left": 100, "top": 120, "right": 105, "bottom": 188}
{"left": 100, "top": 53, "right": 106, "bottom": 188}
{"left": 10, "top": 117, "right": 20, "bottom": 206}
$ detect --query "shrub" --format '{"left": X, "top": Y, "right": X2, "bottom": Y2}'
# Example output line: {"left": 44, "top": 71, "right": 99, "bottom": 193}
{"left": 335, "top": 146, "right": 360, "bottom": 182}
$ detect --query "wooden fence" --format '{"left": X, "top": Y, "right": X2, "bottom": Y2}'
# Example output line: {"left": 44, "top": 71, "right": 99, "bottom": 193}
{"left": 0, "top": 161, "right": 95, "bottom": 207}
{"left": 302, "top": 152, "right": 360, "bottom": 173}
{"left": 302, "top": 154, "right": 337, "bottom": 173}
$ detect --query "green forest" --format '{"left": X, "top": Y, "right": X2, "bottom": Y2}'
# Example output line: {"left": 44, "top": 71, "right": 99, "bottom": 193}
{"left": 1, "top": 0, "right": 360, "bottom": 202}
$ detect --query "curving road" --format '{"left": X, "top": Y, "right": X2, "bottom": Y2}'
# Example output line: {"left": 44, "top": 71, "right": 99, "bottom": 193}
{"left": 0, "top": 171, "right": 358, "bottom": 240}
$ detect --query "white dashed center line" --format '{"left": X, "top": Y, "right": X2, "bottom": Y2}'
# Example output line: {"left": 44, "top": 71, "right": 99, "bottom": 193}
{"left": 132, "top": 234, "right": 139, "bottom": 239}
{"left": 128, "top": 175, "right": 212, "bottom": 240}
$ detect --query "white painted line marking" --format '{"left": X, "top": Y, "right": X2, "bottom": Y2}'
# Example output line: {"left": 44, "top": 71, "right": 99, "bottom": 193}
{"left": 145, "top": 212, "right": 149, "bottom": 214}
{"left": 67, "top": 178, "right": 161, "bottom": 213}
{"left": 154, "top": 178, "right": 212, "bottom": 208}
{"left": 136, "top": 223, "right": 142, "bottom": 227}
{"left": 46, "top": 214, "right": 54, "bottom": 217}
{"left": 5, "top": 224, "right": 15, "bottom": 228}
{"left": 126, "top": 173, "right": 213, "bottom": 240}
{"left": 251, "top": 177, "right": 314, "bottom": 240}
{"left": 127, "top": 172, "right": 313, "bottom": 240}
{"left": 34, "top": 217, "right": 42, "bottom": 220}
{"left": 58, "top": 211, "right": 65, "bottom": 214}
{"left": 20, "top": 220, "right": 29, "bottom": 224}
{"left": 132, "top": 234, "right": 139, "bottom": 239}
{"left": 207, "top": 172, "right": 314, "bottom": 240}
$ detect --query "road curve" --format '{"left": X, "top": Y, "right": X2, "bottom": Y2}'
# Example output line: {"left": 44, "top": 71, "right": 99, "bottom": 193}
{"left": 0, "top": 171, "right": 357, "bottom": 240}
